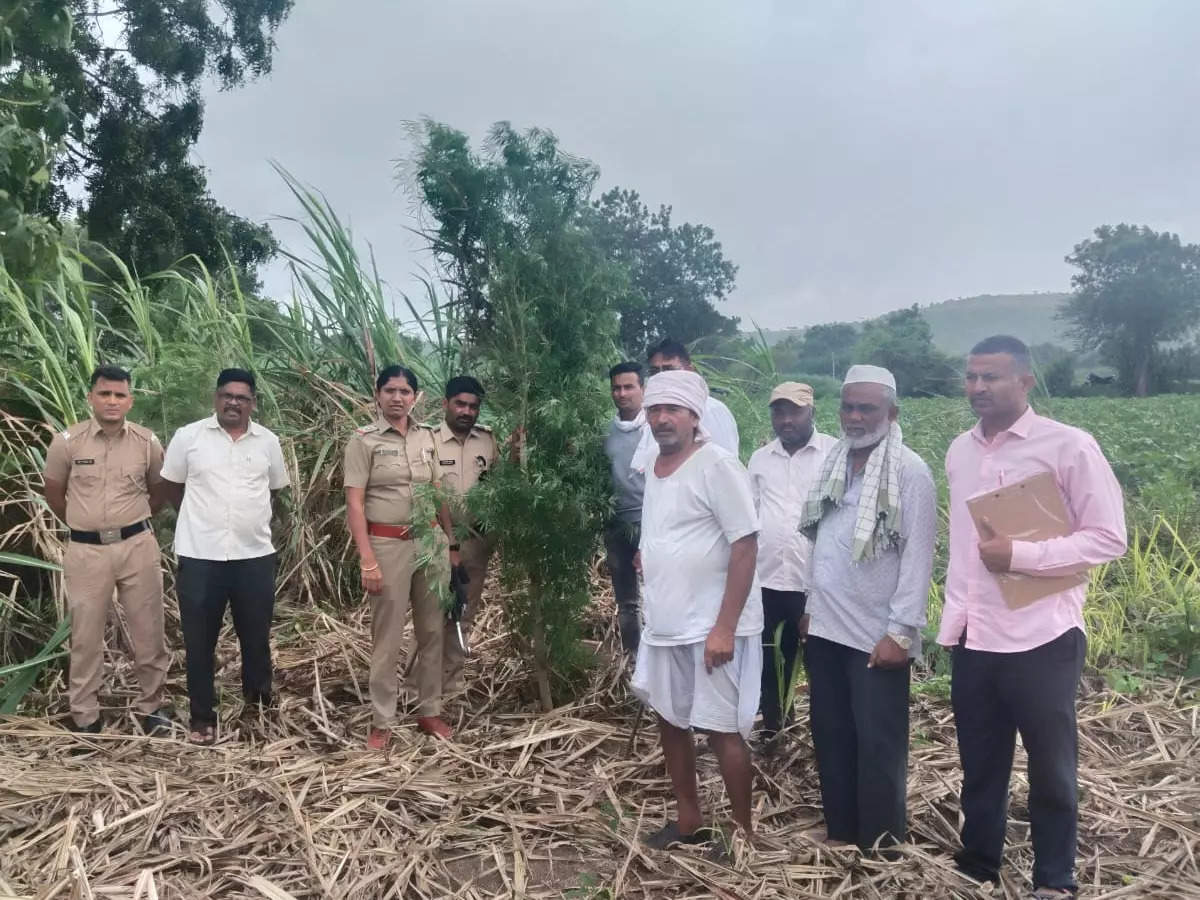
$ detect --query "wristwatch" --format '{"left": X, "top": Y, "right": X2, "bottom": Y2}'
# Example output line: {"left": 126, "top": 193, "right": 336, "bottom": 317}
{"left": 887, "top": 632, "right": 913, "bottom": 650}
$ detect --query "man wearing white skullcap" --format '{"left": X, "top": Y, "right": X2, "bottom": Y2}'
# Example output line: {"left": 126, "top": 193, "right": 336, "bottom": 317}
{"left": 633, "top": 369, "right": 763, "bottom": 850}
{"left": 797, "top": 364, "right": 937, "bottom": 852}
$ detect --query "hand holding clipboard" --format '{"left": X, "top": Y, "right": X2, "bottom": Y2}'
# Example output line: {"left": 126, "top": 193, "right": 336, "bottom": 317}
{"left": 965, "top": 471, "right": 1087, "bottom": 609}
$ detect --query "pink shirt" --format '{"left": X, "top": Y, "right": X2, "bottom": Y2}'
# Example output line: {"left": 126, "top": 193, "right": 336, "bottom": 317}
{"left": 938, "top": 406, "right": 1126, "bottom": 653}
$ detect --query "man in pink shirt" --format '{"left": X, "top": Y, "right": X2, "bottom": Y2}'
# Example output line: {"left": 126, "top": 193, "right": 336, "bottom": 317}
{"left": 940, "top": 336, "right": 1126, "bottom": 899}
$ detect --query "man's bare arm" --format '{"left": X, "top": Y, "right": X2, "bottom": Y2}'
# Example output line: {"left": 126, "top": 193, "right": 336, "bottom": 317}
{"left": 42, "top": 478, "right": 67, "bottom": 522}
{"left": 716, "top": 534, "right": 757, "bottom": 631}
{"left": 704, "top": 533, "right": 758, "bottom": 671}
{"left": 160, "top": 479, "right": 185, "bottom": 511}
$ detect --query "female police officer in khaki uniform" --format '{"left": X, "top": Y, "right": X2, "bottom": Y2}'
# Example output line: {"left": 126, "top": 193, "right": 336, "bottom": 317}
{"left": 344, "top": 365, "right": 460, "bottom": 748}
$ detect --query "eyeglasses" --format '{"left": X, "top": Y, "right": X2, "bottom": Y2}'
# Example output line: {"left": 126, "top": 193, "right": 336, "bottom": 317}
{"left": 218, "top": 392, "right": 254, "bottom": 405}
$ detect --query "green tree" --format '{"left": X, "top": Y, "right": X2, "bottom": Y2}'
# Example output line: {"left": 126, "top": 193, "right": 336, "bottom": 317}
{"left": 9, "top": 0, "right": 292, "bottom": 288}
{"left": 793, "top": 321, "right": 860, "bottom": 379}
{"left": 583, "top": 187, "right": 738, "bottom": 356}
{"left": 411, "top": 120, "right": 622, "bottom": 708}
{"left": 854, "top": 305, "right": 958, "bottom": 397}
{"left": 1028, "top": 342, "right": 1076, "bottom": 397}
{"left": 0, "top": 0, "right": 73, "bottom": 277}
{"left": 1061, "top": 224, "right": 1200, "bottom": 397}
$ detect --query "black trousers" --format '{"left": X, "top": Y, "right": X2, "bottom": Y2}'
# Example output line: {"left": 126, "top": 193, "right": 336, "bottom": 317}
{"left": 603, "top": 521, "right": 641, "bottom": 653}
{"left": 952, "top": 628, "right": 1086, "bottom": 892}
{"left": 805, "top": 635, "right": 910, "bottom": 850}
{"left": 178, "top": 554, "right": 277, "bottom": 727}
{"left": 759, "top": 587, "right": 807, "bottom": 734}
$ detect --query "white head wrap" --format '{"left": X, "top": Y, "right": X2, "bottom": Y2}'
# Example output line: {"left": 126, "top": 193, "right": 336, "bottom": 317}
{"left": 630, "top": 371, "right": 710, "bottom": 472}
{"left": 843, "top": 364, "right": 897, "bottom": 392}
{"left": 643, "top": 370, "right": 709, "bottom": 419}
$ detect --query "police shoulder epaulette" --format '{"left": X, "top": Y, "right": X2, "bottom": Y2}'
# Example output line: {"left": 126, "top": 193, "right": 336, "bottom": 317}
{"left": 63, "top": 420, "right": 89, "bottom": 440}
{"left": 417, "top": 422, "right": 436, "bottom": 430}
{"left": 355, "top": 423, "right": 380, "bottom": 435}
{"left": 474, "top": 423, "right": 493, "bottom": 433}
{"left": 127, "top": 422, "right": 156, "bottom": 442}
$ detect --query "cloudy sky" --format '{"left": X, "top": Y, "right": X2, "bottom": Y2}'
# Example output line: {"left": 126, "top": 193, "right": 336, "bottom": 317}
{"left": 195, "top": 0, "right": 1200, "bottom": 330}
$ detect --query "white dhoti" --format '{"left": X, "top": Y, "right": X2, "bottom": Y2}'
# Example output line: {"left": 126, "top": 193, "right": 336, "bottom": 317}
{"left": 632, "top": 636, "right": 762, "bottom": 739}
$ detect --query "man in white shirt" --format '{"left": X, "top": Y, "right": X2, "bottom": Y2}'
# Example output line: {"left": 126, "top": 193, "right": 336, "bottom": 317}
{"left": 161, "top": 368, "right": 290, "bottom": 744}
{"left": 747, "top": 382, "right": 836, "bottom": 743}
{"left": 632, "top": 370, "right": 762, "bottom": 851}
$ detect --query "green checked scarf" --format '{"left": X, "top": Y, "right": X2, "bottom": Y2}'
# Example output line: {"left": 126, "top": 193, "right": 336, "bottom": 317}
{"left": 799, "top": 422, "right": 904, "bottom": 562}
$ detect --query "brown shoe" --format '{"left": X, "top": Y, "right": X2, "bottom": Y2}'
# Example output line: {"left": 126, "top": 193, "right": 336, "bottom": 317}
{"left": 416, "top": 716, "right": 452, "bottom": 739}
{"left": 366, "top": 727, "right": 390, "bottom": 750}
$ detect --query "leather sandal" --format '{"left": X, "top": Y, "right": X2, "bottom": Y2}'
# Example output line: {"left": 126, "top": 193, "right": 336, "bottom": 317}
{"left": 189, "top": 722, "right": 216, "bottom": 746}
{"left": 366, "top": 727, "right": 391, "bottom": 750}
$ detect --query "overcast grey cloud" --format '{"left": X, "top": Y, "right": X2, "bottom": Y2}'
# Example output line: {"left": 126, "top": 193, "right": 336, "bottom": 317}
{"left": 194, "top": 0, "right": 1200, "bottom": 329}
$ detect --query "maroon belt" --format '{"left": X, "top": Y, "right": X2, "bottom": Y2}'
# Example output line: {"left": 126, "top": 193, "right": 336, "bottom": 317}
{"left": 367, "top": 522, "right": 414, "bottom": 540}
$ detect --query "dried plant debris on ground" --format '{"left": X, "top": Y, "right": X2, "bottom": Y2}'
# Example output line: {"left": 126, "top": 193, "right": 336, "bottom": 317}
{"left": 0, "top": 591, "right": 1197, "bottom": 899}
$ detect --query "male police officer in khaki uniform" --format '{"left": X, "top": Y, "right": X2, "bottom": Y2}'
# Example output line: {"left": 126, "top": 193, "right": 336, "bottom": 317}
{"left": 42, "top": 365, "right": 172, "bottom": 735}
{"left": 434, "top": 376, "right": 499, "bottom": 690}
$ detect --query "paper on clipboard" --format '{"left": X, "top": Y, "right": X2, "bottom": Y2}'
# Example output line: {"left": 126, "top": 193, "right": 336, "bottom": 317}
{"left": 965, "top": 470, "right": 1086, "bottom": 609}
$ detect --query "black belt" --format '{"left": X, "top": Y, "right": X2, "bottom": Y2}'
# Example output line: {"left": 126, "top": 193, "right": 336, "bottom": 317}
{"left": 69, "top": 519, "right": 151, "bottom": 545}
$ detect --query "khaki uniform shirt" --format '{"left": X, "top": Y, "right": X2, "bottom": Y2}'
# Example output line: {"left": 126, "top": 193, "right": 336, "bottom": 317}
{"left": 435, "top": 421, "right": 498, "bottom": 503}
{"left": 43, "top": 418, "right": 163, "bottom": 531}
{"left": 343, "top": 416, "right": 440, "bottom": 525}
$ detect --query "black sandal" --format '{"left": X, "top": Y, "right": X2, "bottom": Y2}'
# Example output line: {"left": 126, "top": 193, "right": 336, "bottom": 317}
{"left": 642, "top": 821, "right": 717, "bottom": 850}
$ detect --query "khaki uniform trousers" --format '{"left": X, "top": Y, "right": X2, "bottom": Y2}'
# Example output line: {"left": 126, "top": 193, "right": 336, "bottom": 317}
{"left": 441, "top": 534, "right": 495, "bottom": 688}
{"left": 369, "top": 535, "right": 445, "bottom": 726}
{"left": 63, "top": 529, "right": 167, "bottom": 726}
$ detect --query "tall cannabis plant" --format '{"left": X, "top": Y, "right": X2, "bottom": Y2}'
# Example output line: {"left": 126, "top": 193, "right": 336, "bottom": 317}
{"left": 409, "top": 120, "right": 622, "bottom": 708}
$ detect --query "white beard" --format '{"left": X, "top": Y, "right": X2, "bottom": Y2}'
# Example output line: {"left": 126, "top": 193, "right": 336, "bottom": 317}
{"left": 844, "top": 420, "right": 891, "bottom": 450}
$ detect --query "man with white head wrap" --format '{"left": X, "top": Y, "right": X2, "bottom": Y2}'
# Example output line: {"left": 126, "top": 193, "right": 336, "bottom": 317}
{"left": 628, "top": 338, "right": 740, "bottom": 473}
{"left": 632, "top": 370, "right": 764, "bottom": 850}
{"left": 797, "top": 364, "right": 937, "bottom": 853}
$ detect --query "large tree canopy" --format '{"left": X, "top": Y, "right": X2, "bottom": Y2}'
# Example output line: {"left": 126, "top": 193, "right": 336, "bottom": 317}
{"left": 583, "top": 187, "right": 738, "bottom": 357}
{"left": 10, "top": 0, "right": 292, "bottom": 286}
{"left": 1061, "top": 224, "right": 1200, "bottom": 397}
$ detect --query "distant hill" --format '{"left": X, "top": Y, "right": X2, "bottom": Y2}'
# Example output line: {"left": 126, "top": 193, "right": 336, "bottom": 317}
{"left": 756, "top": 292, "right": 1074, "bottom": 354}
{"left": 922, "top": 293, "right": 1072, "bottom": 354}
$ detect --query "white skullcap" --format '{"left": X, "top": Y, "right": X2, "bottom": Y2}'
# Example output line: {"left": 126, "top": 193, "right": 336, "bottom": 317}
{"left": 643, "top": 370, "right": 709, "bottom": 419}
{"left": 843, "top": 364, "right": 897, "bottom": 392}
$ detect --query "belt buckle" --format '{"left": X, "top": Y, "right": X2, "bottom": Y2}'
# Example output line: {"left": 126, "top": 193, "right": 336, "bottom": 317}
{"left": 98, "top": 528, "right": 121, "bottom": 545}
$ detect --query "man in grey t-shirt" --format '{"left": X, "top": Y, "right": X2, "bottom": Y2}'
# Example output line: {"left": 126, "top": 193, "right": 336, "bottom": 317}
{"left": 603, "top": 361, "right": 646, "bottom": 653}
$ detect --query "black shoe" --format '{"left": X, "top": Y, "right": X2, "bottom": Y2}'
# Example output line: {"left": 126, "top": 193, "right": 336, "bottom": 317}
{"left": 643, "top": 821, "right": 718, "bottom": 850}
{"left": 66, "top": 717, "right": 102, "bottom": 734}
{"left": 140, "top": 707, "right": 175, "bottom": 736}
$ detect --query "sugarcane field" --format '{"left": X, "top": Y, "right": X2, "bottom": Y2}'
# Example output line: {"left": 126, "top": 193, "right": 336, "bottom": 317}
{"left": 2, "top": 3, "right": 1199, "bottom": 899}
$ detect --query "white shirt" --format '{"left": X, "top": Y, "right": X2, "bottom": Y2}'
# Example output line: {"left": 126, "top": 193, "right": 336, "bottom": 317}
{"left": 161, "top": 416, "right": 290, "bottom": 561}
{"left": 702, "top": 395, "right": 740, "bottom": 456}
{"left": 748, "top": 432, "right": 838, "bottom": 591}
{"left": 639, "top": 442, "right": 763, "bottom": 645}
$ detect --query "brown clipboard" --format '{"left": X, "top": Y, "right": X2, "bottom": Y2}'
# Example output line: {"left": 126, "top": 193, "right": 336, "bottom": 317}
{"left": 965, "top": 470, "right": 1087, "bottom": 609}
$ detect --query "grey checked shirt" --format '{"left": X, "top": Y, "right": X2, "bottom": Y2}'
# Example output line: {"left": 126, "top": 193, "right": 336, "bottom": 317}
{"left": 806, "top": 445, "right": 938, "bottom": 658}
